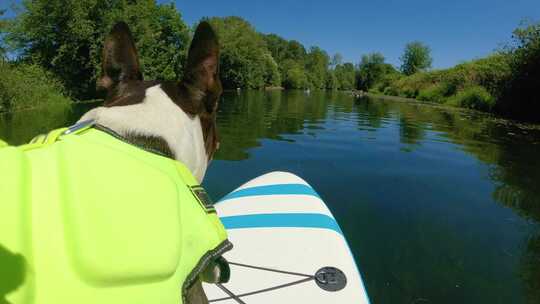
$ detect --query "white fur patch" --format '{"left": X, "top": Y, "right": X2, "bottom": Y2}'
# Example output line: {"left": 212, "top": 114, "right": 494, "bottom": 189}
{"left": 79, "top": 85, "right": 208, "bottom": 182}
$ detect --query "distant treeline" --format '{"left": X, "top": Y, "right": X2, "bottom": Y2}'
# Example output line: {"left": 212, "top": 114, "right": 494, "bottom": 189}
{"left": 206, "top": 16, "right": 356, "bottom": 91}
{"left": 0, "top": 0, "right": 539, "bottom": 122}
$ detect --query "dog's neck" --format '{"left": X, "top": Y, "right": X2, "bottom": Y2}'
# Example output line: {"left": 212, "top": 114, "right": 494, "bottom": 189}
{"left": 79, "top": 84, "right": 209, "bottom": 182}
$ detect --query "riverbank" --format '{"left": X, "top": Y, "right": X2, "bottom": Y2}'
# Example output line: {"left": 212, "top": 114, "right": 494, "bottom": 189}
{"left": 359, "top": 22, "right": 539, "bottom": 123}
{"left": 353, "top": 91, "right": 540, "bottom": 131}
{"left": 366, "top": 54, "right": 510, "bottom": 112}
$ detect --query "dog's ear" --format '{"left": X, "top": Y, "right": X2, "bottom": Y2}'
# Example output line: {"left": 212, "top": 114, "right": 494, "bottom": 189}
{"left": 181, "top": 21, "right": 221, "bottom": 114}
{"left": 98, "top": 22, "right": 142, "bottom": 92}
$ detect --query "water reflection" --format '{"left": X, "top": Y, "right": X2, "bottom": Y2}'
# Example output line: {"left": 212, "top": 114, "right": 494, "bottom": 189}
{"left": 0, "top": 102, "right": 96, "bottom": 145}
{"left": 1, "top": 91, "right": 539, "bottom": 303}
{"left": 213, "top": 91, "right": 540, "bottom": 303}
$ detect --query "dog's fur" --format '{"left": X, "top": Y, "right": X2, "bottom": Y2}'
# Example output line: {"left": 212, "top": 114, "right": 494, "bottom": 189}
{"left": 80, "top": 21, "right": 222, "bottom": 183}
{"left": 79, "top": 21, "right": 223, "bottom": 303}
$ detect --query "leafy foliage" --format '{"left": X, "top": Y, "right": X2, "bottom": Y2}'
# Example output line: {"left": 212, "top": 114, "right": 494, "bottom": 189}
{"left": 2, "top": 1, "right": 539, "bottom": 122}
{"left": 305, "top": 46, "right": 330, "bottom": 89}
{"left": 357, "top": 52, "right": 399, "bottom": 91}
{"left": 281, "top": 59, "right": 308, "bottom": 89}
{"left": 0, "top": 9, "right": 7, "bottom": 59}
{"left": 400, "top": 41, "right": 432, "bottom": 75}
{"left": 209, "top": 16, "right": 272, "bottom": 89}
{"left": 384, "top": 53, "right": 513, "bottom": 110}
{"left": 417, "top": 83, "right": 453, "bottom": 103}
{"left": 263, "top": 53, "right": 281, "bottom": 87}
{"left": 497, "top": 21, "right": 540, "bottom": 121}
{"left": 325, "top": 70, "right": 338, "bottom": 90}
{"left": 447, "top": 86, "right": 495, "bottom": 111}
{"left": 331, "top": 53, "right": 343, "bottom": 67}
{"left": 6, "top": 0, "right": 189, "bottom": 99}
{"left": 334, "top": 63, "right": 356, "bottom": 90}
{"left": 380, "top": 25, "right": 540, "bottom": 122}
{"left": 0, "top": 61, "right": 70, "bottom": 112}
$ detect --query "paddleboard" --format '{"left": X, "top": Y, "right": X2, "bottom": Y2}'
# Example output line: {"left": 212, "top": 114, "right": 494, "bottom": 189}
{"left": 203, "top": 171, "right": 370, "bottom": 303}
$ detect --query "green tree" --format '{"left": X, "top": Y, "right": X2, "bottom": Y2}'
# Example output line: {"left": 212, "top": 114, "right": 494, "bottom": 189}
{"left": 263, "top": 33, "right": 316, "bottom": 89}
{"left": 263, "top": 34, "right": 289, "bottom": 64}
{"left": 209, "top": 16, "right": 271, "bottom": 89}
{"left": 334, "top": 63, "right": 355, "bottom": 90}
{"left": 497, "top": 21, "right": 540, "bottom": 121}
{"left": 6, "top": 0, "right": 189, "bottom": 99}
{"left": 0, "top": 9, "right": 7, "bottom": 60}
{"left": 357, "top": 52, "right": 390, "bottom": 90}
{"left": 263, "top": 53, "right": 281, "bottom": 87}
{"left": 305, "top": 46, "right": 330, "bottom": 89}
{"left": 331, "top": 53, "right": 343, "bottom": 67}
{"left": 325, "top": 69, "right": 338, "bottom": 90}
{"left": 400, "top": 41, "right": 432, "bottom": 75}
{"left": 281, "top": 59, "right": 308, "bottom": 89}
{"left": 285, "top": 40, "right": 307, "bottom": 63}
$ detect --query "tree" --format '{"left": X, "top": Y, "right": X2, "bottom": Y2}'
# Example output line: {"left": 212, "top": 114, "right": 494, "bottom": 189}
{"left": 331, "top": 53, "right": 343, "bottom": 68}
{"left": 305, "top": 46, "right": 330, "bottom": 89}
{"left": 357, "top": 52, "right": 399, "bottom": 91}
{"left": 325, "top": 69, "right": 338, "bottom": 90}
{"left": 263, "top": 53, "right": 281, "bottom": 87}
{"left": 400, "top": 41, "right": 432, "bottom": 75}
{"left": 334, "top": 63, "right": 355, "bottom": 90}
{"left": 286, "top": 40, "right": 307, "bottom": 63}
{"left": 497, "top": 21, "right": 540, "bottom": 121}
{"left": 6, "top": 0, "right": 189, "bottom": 99}
{"left": 263, "top": 33, "right": 315, "bottom": 89}
{"left": 281, "top": 59, "right": 308, "bottom": 89}
{"left": 263, "top": 34, "right": 288, "bottom": 64}
{"left": 208, "top": 16, "right": 270, "bottom": 89}
{"left": 0, "top": 9, "right": 7, "bottom": 60}
{"left": 357, "top": 52, "right": 386, "bottom": 90}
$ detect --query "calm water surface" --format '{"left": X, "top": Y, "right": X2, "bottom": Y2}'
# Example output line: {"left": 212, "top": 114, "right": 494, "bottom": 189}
{"left": 1, "top": 91, "right": 540, "bottom": 304}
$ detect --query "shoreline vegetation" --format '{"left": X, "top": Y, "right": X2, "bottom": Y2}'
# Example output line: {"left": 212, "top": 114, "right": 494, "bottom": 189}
{"left": 0, "top": 1, "right": 538, "bottom": 122}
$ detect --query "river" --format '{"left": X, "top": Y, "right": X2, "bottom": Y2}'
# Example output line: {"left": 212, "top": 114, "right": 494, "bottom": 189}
{"left": 1, "top": 90, "right": 539, "bottom": 303}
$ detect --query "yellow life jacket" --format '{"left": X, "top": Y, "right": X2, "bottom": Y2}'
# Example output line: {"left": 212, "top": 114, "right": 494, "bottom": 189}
{"left": 0, "top": 121, "right": 231, "bottom": 304}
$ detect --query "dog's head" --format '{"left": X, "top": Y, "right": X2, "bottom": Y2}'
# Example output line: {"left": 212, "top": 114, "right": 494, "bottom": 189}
{"left": 85, "top": 21, "right": 222, "bottom": 182}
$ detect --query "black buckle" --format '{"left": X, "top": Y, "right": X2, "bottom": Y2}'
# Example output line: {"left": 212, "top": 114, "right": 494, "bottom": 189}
{"left": 190, "top": 185, "right": 216, "bottom": 213}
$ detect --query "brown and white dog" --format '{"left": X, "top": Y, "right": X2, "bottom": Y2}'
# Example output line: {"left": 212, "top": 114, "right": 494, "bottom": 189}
{"left": 80, "top": 21, "right": 222, "bottom": 183}
{"left": 79, "top": 21, "right": 222, "bottom": 303}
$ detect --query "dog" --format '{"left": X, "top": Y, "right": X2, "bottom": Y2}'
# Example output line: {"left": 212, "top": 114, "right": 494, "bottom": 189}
{"left": 83, "top": 21, "right": 223, "bottom": 304}
{"left": 81, "top": 21, "right": 222, "bottom": 183}
{"left": 0, "top": 21, "right": 226, "bottom": 304}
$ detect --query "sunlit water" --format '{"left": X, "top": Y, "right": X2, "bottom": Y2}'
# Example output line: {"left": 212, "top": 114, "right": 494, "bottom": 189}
{"left": 1, "top": 90, "right": 540, "bottom": 304}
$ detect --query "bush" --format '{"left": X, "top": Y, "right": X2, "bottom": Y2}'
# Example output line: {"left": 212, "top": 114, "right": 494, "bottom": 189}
{"left": 0, "top": 61, "right": 71, "bottom": 112}
{"left": 7, "top": 0, "right": 190, "bottom": 99}
{"left": 417, "top": 82, "right": 456, "bottom": 103}
{"left": 447, "top": 86, "right": 495, "bottom": 111}
{"left": 383, "top": 86, "right": 399, "bottom": 96}
{"left": 496, "top": 22, "right": 540, "bottom": 122}
{"left": 369, "top": 68, "right": 402, "bottom": 94}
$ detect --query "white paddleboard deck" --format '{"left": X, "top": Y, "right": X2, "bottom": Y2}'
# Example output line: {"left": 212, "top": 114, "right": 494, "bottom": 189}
{"left": 203, "top": 171, "right": 370, "bottom": 303}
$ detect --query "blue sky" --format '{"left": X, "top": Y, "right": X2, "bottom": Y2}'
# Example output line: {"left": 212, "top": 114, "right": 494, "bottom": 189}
{"left": 172, "top": 0, "right": 540, "bottom": 68}
{"left": 3, "top": 0, "right": 540, "bottom": 68}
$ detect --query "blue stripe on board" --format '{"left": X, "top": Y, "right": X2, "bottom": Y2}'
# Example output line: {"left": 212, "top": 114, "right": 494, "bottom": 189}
{"left": 219, "top": 184, "right": 320, "bottom": 202}
{"left": 219, "top": 213, "right": 343, "bottom": 235}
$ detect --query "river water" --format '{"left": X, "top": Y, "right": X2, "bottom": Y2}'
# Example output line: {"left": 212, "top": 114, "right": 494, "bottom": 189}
{"left": 1, "top": 90, "right": 539, "bottom": 303}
